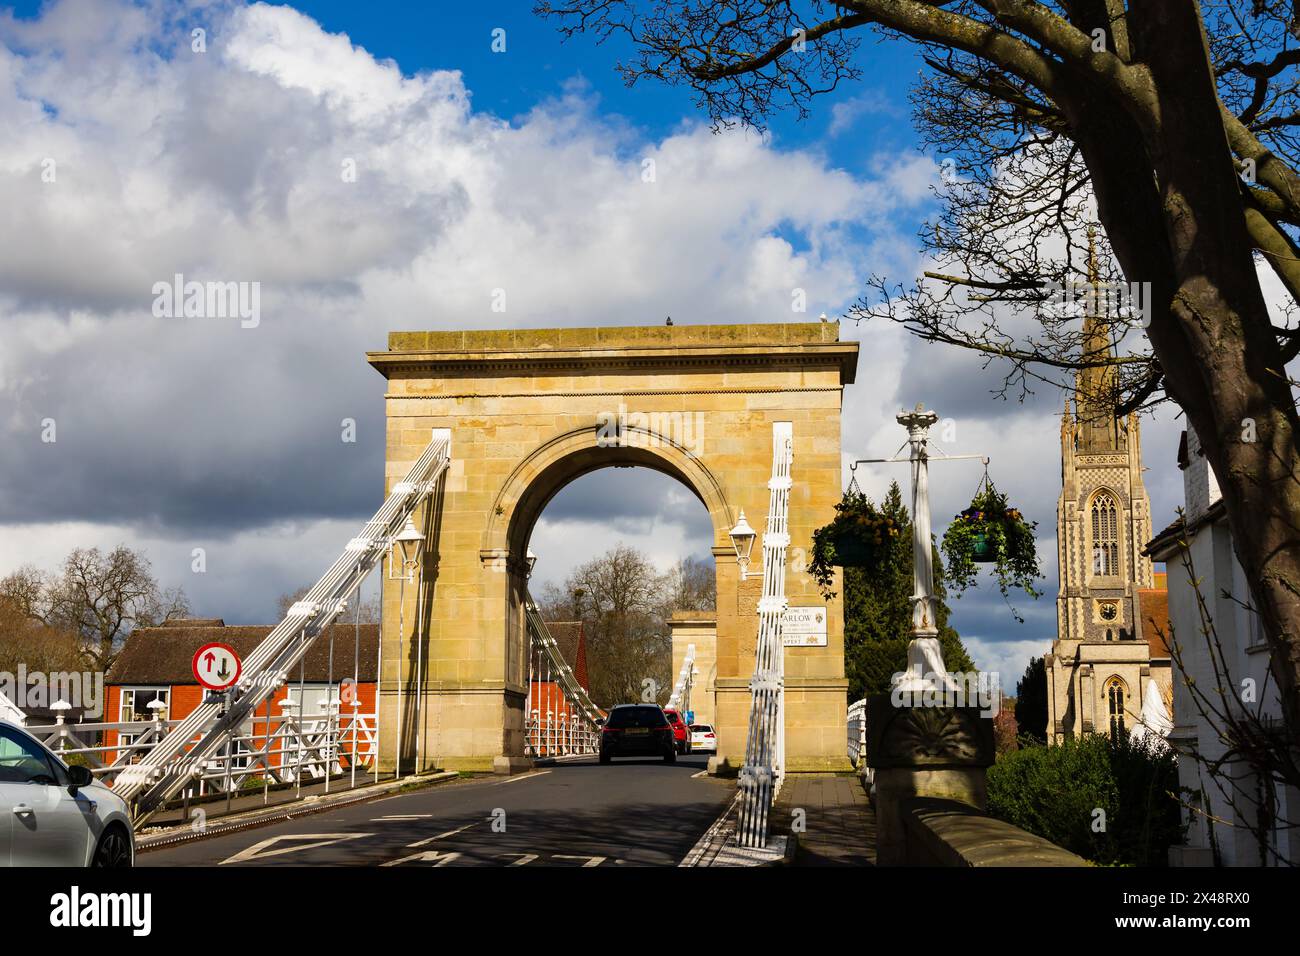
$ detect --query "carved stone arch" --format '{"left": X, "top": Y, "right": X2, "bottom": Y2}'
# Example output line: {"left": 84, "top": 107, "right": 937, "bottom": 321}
{"left": 481, "top": 423, "right": 736, "bottom": 561}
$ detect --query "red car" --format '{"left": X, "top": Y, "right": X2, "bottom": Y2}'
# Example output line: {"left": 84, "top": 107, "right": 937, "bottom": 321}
{"left": 663, "top": 708, "right": 691, "bottom": 755}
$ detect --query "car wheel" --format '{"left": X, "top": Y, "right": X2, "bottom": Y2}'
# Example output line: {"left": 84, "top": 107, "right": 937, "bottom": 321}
{"left": 664, "top": 748, "right": 676, "bottom": 764}
{"left": 92, "top": 825, "right": 132, "bottom": 868}
{"left": 599, "top": 751, "right": 611, "bottom": 764}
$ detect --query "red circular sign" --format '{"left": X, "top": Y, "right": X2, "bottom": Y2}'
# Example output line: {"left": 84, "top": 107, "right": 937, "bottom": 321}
{"left": 192, "top": 642, "right": 242, "bottom": 691}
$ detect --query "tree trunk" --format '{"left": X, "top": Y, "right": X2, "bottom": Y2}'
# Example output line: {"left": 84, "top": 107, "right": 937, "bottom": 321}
{"left": 1126, "top": 3, "right": 1300, "bottom": 736}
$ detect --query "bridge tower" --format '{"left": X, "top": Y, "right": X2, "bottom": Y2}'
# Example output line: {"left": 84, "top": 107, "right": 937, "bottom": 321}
{"left": 366, "top": 323, "right": 858, "bottom": 775}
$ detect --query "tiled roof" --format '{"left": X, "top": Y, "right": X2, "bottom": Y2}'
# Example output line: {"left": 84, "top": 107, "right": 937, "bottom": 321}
{"left": 1135, "top": 588, "right": 1171, "bottom": 657}
{"left": 106, "top": 622, "right": 380, "bottom": 685}
{"left": 543, "top": 621, "right": 588, "bottom": 691}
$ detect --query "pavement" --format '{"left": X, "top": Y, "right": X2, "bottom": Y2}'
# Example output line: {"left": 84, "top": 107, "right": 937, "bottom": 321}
{"left": 139, "top": 752, "right": 734, "bottom": 867}
{"left": 775, "top": 773, "right": 877, "bottom": 866}
{"left": 138, "top": 770, "right": 411, "bottom": 832}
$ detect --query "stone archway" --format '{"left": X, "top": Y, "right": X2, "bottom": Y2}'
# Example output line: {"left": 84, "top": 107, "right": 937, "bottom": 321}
{"left": 367, "top": 323, "right": 858, "bottom": 774}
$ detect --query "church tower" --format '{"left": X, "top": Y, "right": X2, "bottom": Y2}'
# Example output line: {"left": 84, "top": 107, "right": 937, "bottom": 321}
{"left": 1046, "top": 229, "right": 1156, "bottom": 743}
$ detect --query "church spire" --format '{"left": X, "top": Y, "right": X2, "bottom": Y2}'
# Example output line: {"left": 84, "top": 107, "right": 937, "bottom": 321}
{"left": 1075, "top": 223, "right": 1123, "bottom": 453}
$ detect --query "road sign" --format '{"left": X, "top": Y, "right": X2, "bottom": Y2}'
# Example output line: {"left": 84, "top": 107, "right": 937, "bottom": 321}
{"left": 193, "top": 642, "right": 242, "bottom": 691}
{"left": 783, "top": 606, "right": 828, "bottom": 647}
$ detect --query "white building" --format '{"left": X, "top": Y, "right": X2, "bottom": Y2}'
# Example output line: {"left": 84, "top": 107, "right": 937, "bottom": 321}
{"left": 1146, "top": 426, "right": 1297, "bottom": 866}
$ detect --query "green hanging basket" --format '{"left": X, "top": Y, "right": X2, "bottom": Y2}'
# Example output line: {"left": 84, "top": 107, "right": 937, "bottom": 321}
{"left": 970, "top": 531, "right": 996, "bottom": 563}
{"left": 829, "top": 532, "right": 878, "bottom": 568}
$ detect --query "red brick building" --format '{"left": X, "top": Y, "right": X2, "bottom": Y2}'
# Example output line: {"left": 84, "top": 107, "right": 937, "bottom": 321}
{"left": 526, "top": 621, "right": 592, "bottom": 751}
{"left": 105, "top": 618, "right": 379, "bottom": 772}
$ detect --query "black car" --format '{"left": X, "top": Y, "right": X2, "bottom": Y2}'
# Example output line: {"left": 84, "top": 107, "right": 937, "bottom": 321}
{"left": 598, "top": 704, "right": 677, "bottom": 764}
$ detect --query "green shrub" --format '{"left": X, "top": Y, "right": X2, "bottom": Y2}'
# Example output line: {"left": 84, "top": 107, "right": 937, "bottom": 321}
{"left": 986, "top": 734, "right": 1184, "bottom": 866}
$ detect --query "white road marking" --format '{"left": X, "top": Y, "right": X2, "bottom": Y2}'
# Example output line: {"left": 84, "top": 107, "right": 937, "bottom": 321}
{"left": 373, "top": 814, "right": 433, "bottom": 821}
{"left": 381, "top": 849, "right": 462, "bottom": 867}
{"left": 553, "top": 854, "right": 607, "bottom": 867}
{"left": 406, "top": 816, "right": 493, "bottom": 847}
{"left": 500, "top": 852, "right": 540, "bottom": 866}
{"left": 495, "top": 770, "right": 552, "bottom": 785}
{"left": 220, "top": 833, "right": 368, "bottom": 865}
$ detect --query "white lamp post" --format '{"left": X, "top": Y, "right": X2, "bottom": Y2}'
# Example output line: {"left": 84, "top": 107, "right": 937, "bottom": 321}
{"left": 851, "top": 403, "right": 987, "bottom": 692}
{"left": 729, "top": 510, "right": 758, "bottom": 580}
{"left": 388, "top": 514, "right": 426, "bottom": 779}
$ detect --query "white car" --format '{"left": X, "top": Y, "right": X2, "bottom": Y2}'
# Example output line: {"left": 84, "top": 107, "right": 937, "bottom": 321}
{"left": 0, "top": 720, "right": 134, "bottom": 867}
{"left": 689, "top": 724, "right": 717, "bottom": 753}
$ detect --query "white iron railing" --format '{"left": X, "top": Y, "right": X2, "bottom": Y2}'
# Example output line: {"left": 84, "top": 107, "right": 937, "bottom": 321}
{"left": 666, "top": 643, "right": 696, "bottom": 715}
{"left": 847, "top": 697, "right": 867, "bottom": 766}
{"left": 28, "top": 705, "right": 378, "bottom": 799}
{"left": 523, "top": 601, "right": 602, "bottom": 757}
{"left": 113, "top": 429, "right": 451, "bottom": 824}
{"left": 736, "top": 421, "right": 794, "bottom": 849}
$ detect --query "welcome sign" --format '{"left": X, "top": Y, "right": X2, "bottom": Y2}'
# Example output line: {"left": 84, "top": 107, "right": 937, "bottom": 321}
{"left": 782, "top": 606, "right": 828, "bottom": 647}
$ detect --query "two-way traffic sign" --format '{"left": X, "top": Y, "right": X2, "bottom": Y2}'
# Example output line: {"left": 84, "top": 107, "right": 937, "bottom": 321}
{"left": 193, "top": 642, "right": 242, "bottom": 691}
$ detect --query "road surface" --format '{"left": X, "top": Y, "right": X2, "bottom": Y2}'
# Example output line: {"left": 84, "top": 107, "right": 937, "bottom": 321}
{"left": 140, "top": 753, "right": 733, "bottom": 867}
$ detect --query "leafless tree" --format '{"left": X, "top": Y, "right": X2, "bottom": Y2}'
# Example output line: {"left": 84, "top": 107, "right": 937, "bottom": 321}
{"left": 539, "top": 0, "right": 1300, "bottom": 741}
{"left": 663, "top": 555, "right": 717, "bottom": 613}
{"left": 278, "top": 585, "right": 380, "bottom": 625}
{"left": 2, "top": 547, "right": 190, "bottom": 672}
{"left": 536, "top": 545, "right": 714, "bottom": 707}
{"left": 0, "top": 596, "right": 80, "bottom": 675}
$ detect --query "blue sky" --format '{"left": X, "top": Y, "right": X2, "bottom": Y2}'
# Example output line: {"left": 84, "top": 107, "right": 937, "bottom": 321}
{"left": 287, "top": 1, "right": 926, "bottom": 159}
{"left": 0, "top": 0, "right": 1190, "bottom": 693}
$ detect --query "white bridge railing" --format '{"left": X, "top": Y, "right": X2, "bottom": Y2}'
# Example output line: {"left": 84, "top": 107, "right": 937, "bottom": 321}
{"left": 847, "top": 697, "right": 867, "bottom": 766}
{"left": 112, "top": 429, "right": 451, "bottom": 824}
{"left": 27, "top": 705, "right": 379, "bottom": 801}
{"left": 524, "top": 600, "right": 602, "bottom": 757}
{"left": 667, "top": 643, "right": 696, "bottom": 715}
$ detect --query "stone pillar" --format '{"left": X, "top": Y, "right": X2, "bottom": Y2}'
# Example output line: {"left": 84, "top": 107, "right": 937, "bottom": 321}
{"left": 866, "top": 695, "right": 995, "bottom": 866}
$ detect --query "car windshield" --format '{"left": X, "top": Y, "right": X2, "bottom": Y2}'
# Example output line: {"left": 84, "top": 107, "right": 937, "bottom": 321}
{"left": 665, "top": 712, "right": 681, "bottom": 724}
{"left": 0, "top": 726, "right": 63, "bottom": 785}
{"left": 691, "top": 725, "right": 713, "bottom": 733}
{"left": 606, "top": 706, "right": 668, "bottom": 729}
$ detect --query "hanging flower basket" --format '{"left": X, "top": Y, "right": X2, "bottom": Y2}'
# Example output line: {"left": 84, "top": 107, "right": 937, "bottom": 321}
{"left": 807, "top": 487, "right": 900, "bottom": 595}
{"left": 942, "top": 479, "right": 1042, "bottom": 618}
{"left": 969, "top": 530, "right": 995, "bottom": 563}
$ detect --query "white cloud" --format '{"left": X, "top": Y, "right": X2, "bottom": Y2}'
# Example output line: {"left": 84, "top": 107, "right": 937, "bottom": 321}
{"left": 0, "top": 0, "right": 1199, "bottom": 670}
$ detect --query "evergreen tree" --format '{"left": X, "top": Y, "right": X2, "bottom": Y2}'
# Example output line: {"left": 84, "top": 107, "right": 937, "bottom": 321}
{"left": 1014, "top": 656, "right": 1049, "bottom": 744}
{"left": 842, "top": 481, "right": 974, "bottom": 700}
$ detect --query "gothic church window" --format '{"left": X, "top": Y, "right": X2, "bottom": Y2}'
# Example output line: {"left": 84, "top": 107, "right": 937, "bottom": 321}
{"left": 1091, "top": 491, "right": 1120, "bottom": 576}
{"left": 1106, "top": 677, "right": 1126, "bottom": 744}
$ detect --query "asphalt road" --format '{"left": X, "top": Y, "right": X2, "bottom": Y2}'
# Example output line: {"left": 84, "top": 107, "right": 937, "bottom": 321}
{"left": 140, "top": 753, "right": 733, "bottom": 867}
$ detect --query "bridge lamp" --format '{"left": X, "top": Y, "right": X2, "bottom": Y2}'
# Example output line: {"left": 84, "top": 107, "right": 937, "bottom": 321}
{"left": 729, "top": 510, "right": 758, "bottom": 581}
{"left": 390, "top": 516, "right": 425, "bottom": 581}
{"left": 526, "top": 548, "right": 538, "bottom": 577}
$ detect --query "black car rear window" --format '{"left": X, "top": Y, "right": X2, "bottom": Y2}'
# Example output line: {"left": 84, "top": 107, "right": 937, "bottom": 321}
{"left": 607, "top": 706, "right": 669, "bottom": 729}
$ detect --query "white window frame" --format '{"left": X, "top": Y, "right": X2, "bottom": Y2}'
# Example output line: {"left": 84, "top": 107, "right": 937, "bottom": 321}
{"left": 119, "top": 686, "right": 170, "bottom": 723}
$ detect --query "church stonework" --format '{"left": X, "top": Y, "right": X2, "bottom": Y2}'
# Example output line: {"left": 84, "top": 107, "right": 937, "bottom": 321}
{"left": 1045, "top": 247, "right": 1163, "bottom": 745}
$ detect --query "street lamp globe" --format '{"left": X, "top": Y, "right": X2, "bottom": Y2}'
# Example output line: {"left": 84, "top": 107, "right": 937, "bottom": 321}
{"left": 729, "top": 510, "right": 757, "bottom": 578}
{"left": 392, "top": 516, "right": 424, "bottom": 578}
